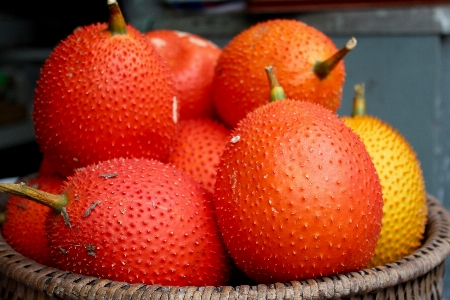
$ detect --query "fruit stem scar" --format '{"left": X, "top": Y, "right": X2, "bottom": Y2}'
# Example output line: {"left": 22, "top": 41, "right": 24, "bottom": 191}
{"left": 99, "top": 173, "right": 118, "bottom": 179}
{"left": 313, "top": 37, "right": 357, "bottom": 80}
{"left": 106, "top": 0, "right": 127, "bottom": 35}
{"left": 61, "top": 207, "right": 72, "bottom": 228}
{"left": 265, "top": 66, "right": 286, "bottom": 102}
{"left": 351, "top": 83, "right": 366, "bottom": 117}
{"left": 86, "top": 244, "right": 97, "bottom": 257}
{"left": 0, "top": 183, "right": 69, "bottom": 212}
{"left": 85, "top": 201, "right": 102, "bottom": 217}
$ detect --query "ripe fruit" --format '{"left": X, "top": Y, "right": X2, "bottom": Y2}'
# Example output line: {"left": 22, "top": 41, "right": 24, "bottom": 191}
{"left": 212, "top": 67, "right": 383, "bottom": 284}
{"left": 32, "top": 0, "right": 178, "bottom": 177}
{"left": 146, "top": 30, "right": 222, "bottom": 120}
{"left": 341, "top": 83, "right": 427, "bottom": 267}
{"left": 212, "top": 19, "right": 356, "bottom": 128}
{"left": 38, "top": 155, "right": 65, "bottom": 178}
{"left": 1, "top": 173, "right": 65, "bottom": 265}
{"left": 167, "top": 118, "right": 231, "bottom": 194}
{"left": 0, "top": 157, "right": 230, "bottom": 286}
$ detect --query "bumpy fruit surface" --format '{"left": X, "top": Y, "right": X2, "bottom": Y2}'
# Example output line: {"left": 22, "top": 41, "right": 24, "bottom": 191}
{"left": 342, "top": 114, "right": 427, "bottom": 267}
{"left": 213, "top": 99, "right": 383, "bottom": 284}
{"left": 40, "top": 158, "right": 230, "bottom": 286}
{"left": 167, "top": 118, "right": 230, "bottom": 194}
{"left": 146, "top": 30, "right": 222, "bottom": 120}
{"left": 2, "top": 173, "right": 64, "bottom": 265}
{"left": 33, "top": 2, "right": 178, "bottom": 177}
{"left": 212, "top": 19, "right": 347, "bottom": 128}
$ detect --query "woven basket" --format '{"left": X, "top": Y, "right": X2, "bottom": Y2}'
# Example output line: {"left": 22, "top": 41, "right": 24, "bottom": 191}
{"left": 1, "top": 194, "right": 450, "bottom": 300}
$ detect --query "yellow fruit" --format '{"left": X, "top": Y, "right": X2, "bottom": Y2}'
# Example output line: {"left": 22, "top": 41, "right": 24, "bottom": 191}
{"left": 341, "top": 83, "right": 427, "bottom": 267}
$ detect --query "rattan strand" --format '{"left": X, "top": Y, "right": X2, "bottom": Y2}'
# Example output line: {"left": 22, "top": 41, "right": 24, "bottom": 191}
{"left": 1, "top": 194, "right": 449, "bottom": 300}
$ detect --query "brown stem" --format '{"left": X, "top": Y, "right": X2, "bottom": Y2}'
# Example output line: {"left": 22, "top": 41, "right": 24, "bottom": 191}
{"left": 265, "top": 66, "right": 286, "bottom": 102}
{"left": 107, "top": 0, "right": 127, "bottom": 35}
{"left": 0, "top": 183, "right": 68, "bottom": 212}
{"left": 352, "top": 83, "right": 366, "bottom": 117}
{"left": 313, "top": 37, "right": 357, "bottom": 80}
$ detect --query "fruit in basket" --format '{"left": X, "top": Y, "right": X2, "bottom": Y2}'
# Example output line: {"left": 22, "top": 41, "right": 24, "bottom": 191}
{"left": 212, "top": 67, "right": 383, "bottom": 283}
{"left": 212, "top": 19, "right": 356, "bottom": 128}
{"left": 146, "top": 29, "right": 222, "bottom": 120}
{"left": 0, "top": 157, "right": 230, "bottom": 286}
{"left": 167, "top": 118, "right": 231, "bottom": 194}
{"left": 341, "top": 84, "right": 427, "bottom": 267}
{"left": 1, "top": 173, "right": 65, "bottom": 265}
{"left": 32, "top": 0, "right": 178, "bottom": 177}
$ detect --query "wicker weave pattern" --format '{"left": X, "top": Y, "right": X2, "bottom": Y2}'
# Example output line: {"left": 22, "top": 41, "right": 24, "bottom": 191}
{"left": 1, "top": 195, "right": 449, "bottom": 300}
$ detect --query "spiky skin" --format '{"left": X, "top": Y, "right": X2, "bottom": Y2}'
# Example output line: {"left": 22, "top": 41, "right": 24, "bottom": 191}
{"left": 146, "top": 30, "right": 222, "bottom": 120}
{"left": 46, "top": 158, "right": 230, "bottom": 286}
{"left": 2, "top": 174, "right": 65, "bottom": 265}
{"left": 167, "top": 118, "right": 231, "bottom": 194}
{"left": 213, "top": 100, "right": 383, "bottom": 284}
{"left": 341, "top": 115, "right": 427, "bottom": 267}
{"left": 212, "top": 19, "right": 345, "bottom": 128}
{"left": 33, "top": 23, "right": 178, "bottom": 177}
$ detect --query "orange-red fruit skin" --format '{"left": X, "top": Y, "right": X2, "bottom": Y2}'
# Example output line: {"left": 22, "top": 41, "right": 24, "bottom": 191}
{"left": 212, "top": 19, "right": 345, "bottom": 128}
{"left": 145, "top": 29, "right": 222, "bottom": 120}
{"left": 146, "top": 30, "right": 222, "bottom": 120}
{"left": 46, "top": 158, "right": 230, "bottom": 286}
{"left": 2, "top": 174, "right": 65, "bottom": 265}
{"left": 213, "top": 100, "right": 383, "bottom": 284}
{"left": 33, "top": 23, "right": 178, "bottom": 177}
{"left": 167, "top": 118, "right": 231, "bottom": 194}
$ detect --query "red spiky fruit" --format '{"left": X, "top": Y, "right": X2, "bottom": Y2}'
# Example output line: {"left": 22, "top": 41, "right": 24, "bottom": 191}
{"left": 167, "top": 118, "right": 231, "bottom": 194}
{"left": 212, "top": 19, "right": 355, "bottom": 128}
{"left": 0, "top": 158, "right": 230, "bottom": 286}
{"left": 213, "top": 68, "right": 383, "bottom": 283}
{"left": 146, "top": 30, "right": 222, "bottom": 120}
{"left": 1, "top": 173, "right": 65, "bottom": 265}
{"left": 32, "top": 0, "right": 178, "bottom": 177}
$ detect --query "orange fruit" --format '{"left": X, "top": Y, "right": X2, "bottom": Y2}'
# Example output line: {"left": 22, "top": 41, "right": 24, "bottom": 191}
{"left": 212, "top": 19, "right": 355, "bottom": 128}
{"left": 146, "top": 30, "right": 222, "bottom": 120}
{"left": 212, "top": 68, "right": 383, "bottom": 283}
{"left": 167, "top": 118, "right": 230, "bottom": 194}
{"left": 32, "top": 0, "right": 178, "bottom": 177}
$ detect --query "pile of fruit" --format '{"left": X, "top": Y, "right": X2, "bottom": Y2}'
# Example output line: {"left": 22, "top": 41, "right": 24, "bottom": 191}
{"left": 0, "top": 0, "right": 428, "bottom": 288}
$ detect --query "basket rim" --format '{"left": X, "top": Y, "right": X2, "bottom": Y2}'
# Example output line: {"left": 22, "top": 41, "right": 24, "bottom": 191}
{"left": 1, "top": 193, "right": 450, "bottom": 299}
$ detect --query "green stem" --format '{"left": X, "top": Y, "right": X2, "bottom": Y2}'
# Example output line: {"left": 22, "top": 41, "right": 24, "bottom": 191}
{"left": 0, "top": 183, "right": 68, "bottom": 212}
{"left": 352, "top": 83, "right": 366, "bottom": 117}
{"left": 107, "top": 0, "right": 127, "bottom": 35}
{"left": 313, "top": 37, "right": 357, "bottom": 80}
{"left": 265, "top": 66, "right": 286, "bottom": 102}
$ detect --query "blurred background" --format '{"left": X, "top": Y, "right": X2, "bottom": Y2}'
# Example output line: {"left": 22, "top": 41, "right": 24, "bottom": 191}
{"left": 1, "top": 0, "right": 450, "bottom": 297}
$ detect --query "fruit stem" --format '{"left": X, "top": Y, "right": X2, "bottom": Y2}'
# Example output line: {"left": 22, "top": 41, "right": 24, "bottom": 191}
{"left": 265, "top": 66, "right": 286, "bottom": 102}
{"left": 352, "top": 83, "right": 366, "bottom": 117}
{"left": 107, "top": 0, "right": 127, "bottom": 35}
{"left": 0, "top": 183, "right": 68, "bottom": 212}
{"left": 313, "top": 37, "right": 357, "bottom": 80}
